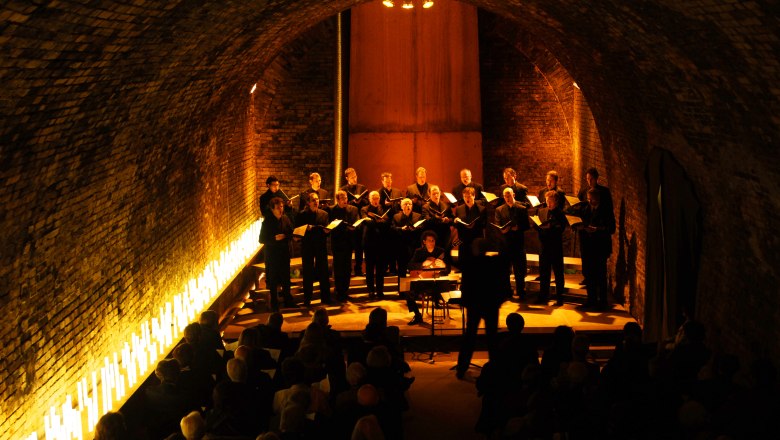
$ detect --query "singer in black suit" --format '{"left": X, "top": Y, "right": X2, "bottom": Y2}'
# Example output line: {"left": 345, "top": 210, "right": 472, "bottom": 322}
{"left": 534, "top": 190, "right": 568, "bottom": 306}
{"left": 330, "top": 190, "right": 360, "bottom": 302}
{"left": 340, "top": 167, "right": 368, "bottom": 276}
{"left": 259, "top": 197, "right": 296, "bottom": 311}
{"left": 361, "top": 191, "right": 391, "bottom": 299}
{"left": 580, "top": 188, "right": 616, "bottom": 310}
{"left": 295, "top": 192, "right": 332, "bottom": 306}
{"left": 494, "top": 187, "right": 531, "bottom": 298}
{"left": 391, "top": 198, "right": 423, "bottom": 278}
{"left": 405, "top": 167, "right": 430, "bottom": 213}
{"left": 453, "top": 187, "right": 486, "bottom": 253}
{"left": 422, "top": 185, "right": 454, "bottom": 249}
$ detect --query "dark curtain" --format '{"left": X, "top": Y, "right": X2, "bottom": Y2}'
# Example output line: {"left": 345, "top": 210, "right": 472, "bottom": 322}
{"left": 644, "top": 148, "right": 703, "bottom": 343}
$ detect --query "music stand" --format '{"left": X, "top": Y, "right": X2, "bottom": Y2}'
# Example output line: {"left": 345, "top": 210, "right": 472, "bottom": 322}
{"left": 409, "top": 267, "right": 457, "bottom": 363}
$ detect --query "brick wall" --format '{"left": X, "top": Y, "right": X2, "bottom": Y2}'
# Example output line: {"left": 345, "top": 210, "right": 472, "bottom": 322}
{"left": 254, "top": 18, "right": 337, "bottom": 199}
{"left": 2, "top": 0, "right": 780, "bottom": 436}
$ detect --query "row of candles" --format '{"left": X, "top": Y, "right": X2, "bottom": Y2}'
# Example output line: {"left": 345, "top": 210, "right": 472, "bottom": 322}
{"left": 25, "top": 220, "right": 263, "bottom": 440}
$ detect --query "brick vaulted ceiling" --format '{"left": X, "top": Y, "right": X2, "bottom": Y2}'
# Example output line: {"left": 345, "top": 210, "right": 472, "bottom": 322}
{"left": 1, "top": 0, "right": 779, "bottom": 436}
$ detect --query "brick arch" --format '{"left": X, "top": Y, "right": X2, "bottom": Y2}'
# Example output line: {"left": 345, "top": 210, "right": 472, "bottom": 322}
{"left": 2, "top": 1, "right": 780, "bottom": 437}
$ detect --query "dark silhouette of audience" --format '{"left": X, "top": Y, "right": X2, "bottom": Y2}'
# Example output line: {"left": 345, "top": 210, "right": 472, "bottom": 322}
{"left": 108, "top": 311, "right": 778, "bottom": 440}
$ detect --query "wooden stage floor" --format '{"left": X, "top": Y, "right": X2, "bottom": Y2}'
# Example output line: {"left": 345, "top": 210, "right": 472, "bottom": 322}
{"left": 222, "top": 291, "right": 637, "bottom": 341}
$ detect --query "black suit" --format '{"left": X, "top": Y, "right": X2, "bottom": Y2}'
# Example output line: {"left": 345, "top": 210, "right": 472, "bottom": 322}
{"left": 392, "top": 211, "right": 423, "bottom": 277}
{"left": 537, "top": 186, "right": 566, "bottom": 208}
{"left": 378, "top": 187, "right": 403, "bottom": 213}
{"left": 452, "top": 182, "right": 486, "bottom": 204}
{"left": 299, "top": 188, "right": 330, "bottom": 212}
{"left": 406, "top": 246, "right": 449, "bottom": 318}
{"left": 454, "top": 203, "right": 486, "bottom": 253}
{"left": 341, "top": 183, "right": 369, "bottom": 272}
{"left": 361, "top": 204, "right": 391, "bottom": 297}
{"left": 330, "top": 204, "right": 359, "bottom": 301}
{"left": 422, "top": 199, "right": 454, "bottom": 249}
{"left": 581, "top": 202, "right": 616, "bottom": 306}
{"left": 455, "top": 239, "right": 511, "bottom": 375}
{"left": 535, "top": 206, "right": 567, "bottom": 302}
{"left": 405, "top": 183, "right": 430, "bottom": 213}
{"left": 575, "top": 183, "right": 614, "bottom": 284}
{"left": 497, "top": 183, "right": 530, "bottom": 208}
{"left": 494, "top": 201, "right": 530, "bottom": 297}
{"left": 295, "top": 208, "right": 331, "bottom": 305}
{"left": 259, "top": 213, "right": 295, "bottom": 310}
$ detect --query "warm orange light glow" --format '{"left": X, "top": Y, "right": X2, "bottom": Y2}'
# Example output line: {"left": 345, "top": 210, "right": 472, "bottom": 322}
{"left": 382, "top": 0, "right": 394, "bottom": 7}
{"left": 26, "top": 220, "right": 263, "bottom": 440}
{"left": 423, "top": 1, "right": 434, "bottom": 8}
{"left": 402, "top": 1, "right": 414, "bottom": 8}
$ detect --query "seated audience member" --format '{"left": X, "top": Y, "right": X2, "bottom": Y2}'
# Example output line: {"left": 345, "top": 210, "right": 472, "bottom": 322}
{"left": 310, "top": 308, "right": 348, "bottom": 395}
{"left": 494, "top": 313, "right": 539, "bottom": 375}
{"left": 184, "top": 322, "right": 223, "bottom": 379}
{"left": 233, "top": 345, "right": 274, "bottom": 423}
{"left": 600, "top": 321, "right": 651, "bottom": 403}
{"left": 273, "top": 357, "right": 331, "bottom": 427}
{"left": 173, "top": 342, "right": 214, "bottom": 409}
{"left": 540, "top": 325, "right": 575, "bottom": 382}
{"left": 179, "top": 411, "right": 205, "bottom": 440}
{"left": 332, "top": 362, "right": 370, "bottom": 438}
{"left": 198, "top": 310, "right": 225, "bottom": 352}
{"left": 94, "top": 411, "right": 130, "bottom": 440}
{"left": 365, "top": 347, "right": 406, "bottom": 439}
{"left": 145, "top": 358, "right": 196, "bottom": 440}
{"left": 223, "top": 357, "right": 267, "bottom": 435}
{"left": 256, "top": 312, "right": 293, "bottom": 361}
{"left": 204, "top": 380, "right": 253, "bottom": 437}
{"left": 348, "top": 308, "right": 405, "bottom": 374}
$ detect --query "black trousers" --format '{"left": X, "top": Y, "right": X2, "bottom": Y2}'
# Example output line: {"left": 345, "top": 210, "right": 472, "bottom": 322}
{"left": 585, "top": 251, "right": 609, "bottom": 305}
{"left": 364, "top": 246, "right": 387, "bottom": 296}
{"left": 301, "top": 243, "right": 331, "bottom": 304}
{"left": 507, "top": 240, "right": 527, "bottom": 296}
{"left": 333, "top": 246, "right": 352, "bottom": 300}
{"left": 265, "top": 250, "right": 293, "bottom": 310}
{"left": 539, "top": 237, "right": 565, "bottom": 300}
{"left": 457, "top": 303, "right": 499, "bottom": 373}
{"left": 352, "top": 232, "right": 364, "bottom": 272}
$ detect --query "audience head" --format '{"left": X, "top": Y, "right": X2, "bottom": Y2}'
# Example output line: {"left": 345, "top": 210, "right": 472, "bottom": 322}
{"left": 622, "top": 321, "right": 643, "bottom": 348}
{"left": 238, "top": 327, "right": 261, "bottom": 349}
{"left": 366, "top": 345, "right": 392, "bottom": 369}
{"left": 282, "top": 357, "right": 306, "bottom": 385}
{"left": 234, "top": 344, "right": 252, "bottom": 362}
{"left": 552, "top": 325, "right": 575, "bottom": 350}
{"left": 179, "top": 411, "right": 205, "bottom": 440}
{"left": 351, "top": 414, "right": 385, "bottom": 440}
{"left": 300, "top": 322, "right": 326, "bottom": 349}
{"left": 279, "top": 389, "right": 310, "bottom": 433}
{"left": 346, "top": 362, "right": 368, "bottom": 386}
{"left": 571, "top": 334, "right": 591, "bottom": 362}
{"left": 155, "top": 358, "right": 180, "bottom": 384}
{"left": 183, "top": 322, "right": 201, "bottom": 345}
{"left": 357, "top": 384, "right": 381, "bottom": 407}
{"left": 94, "top": 411, "right": 129, "bottom": 440}
{"left": 199, "top": 310, "right": 219, "bottom": 330}
{"left": 506, "top": 312, "right": 525, "bottom": 334}
{"left": 173, "top": 343, "right": 194, "bottom": 369}
{"left": 368, "top": 307, "right": 388, "bottom": 329}
{"left": 312, "top": 307, "right": 330, "bottom": 328}
{"left": 226, "top": 358, "right": 248, "bottom": 383}
{"left": 267, "top": 312, "right": 284, "bottom": 331}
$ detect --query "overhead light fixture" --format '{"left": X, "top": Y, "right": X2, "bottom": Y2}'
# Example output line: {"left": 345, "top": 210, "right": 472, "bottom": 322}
{"left": 383, "top": 0, "right": 394, "bottom": 7}
{"left": 423, "top": 1, "right": 434, "bottom": 7}
{"left": 402, "top": 1, "right": 414, "bottom": 8}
